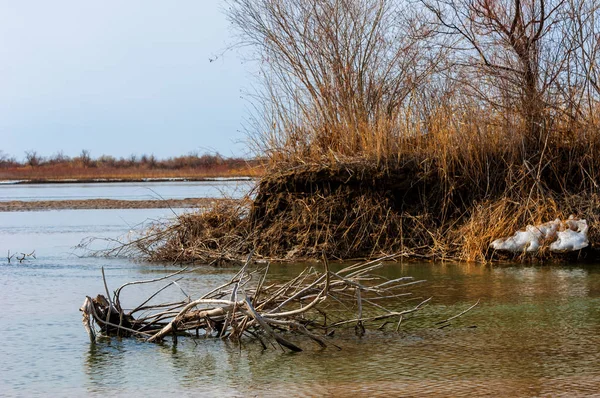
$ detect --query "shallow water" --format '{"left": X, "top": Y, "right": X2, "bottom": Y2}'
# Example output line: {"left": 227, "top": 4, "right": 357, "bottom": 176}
{"left": 0, "top": 180, "right": 254, "bottom": 201}
{"left": 1, "top": 204, "right": 600, "bottom": 396}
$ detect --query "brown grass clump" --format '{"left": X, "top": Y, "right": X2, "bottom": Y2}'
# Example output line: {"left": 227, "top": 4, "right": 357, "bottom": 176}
{"left": 97, "top": 200, "right": 251, "bottom": 265}
{"left": 248, "top": 162, "right": 432, "bottom": 260}
{"left": 103, "top": 129, "right": 600, "bottom": 264}
{"left": 145, "top": 200, "right": 252, "bottom": 264}
{"left": 109, "top": 154, "right": 599, "bottom": 265}
{"left": 99, "top": 117, "right": 600, "bottom": 264}
{"left": 251, "top": 188, "right": 404, "bottom": 259}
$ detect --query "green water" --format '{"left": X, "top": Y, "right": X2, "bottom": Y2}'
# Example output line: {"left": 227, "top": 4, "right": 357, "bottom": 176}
{"left": 1, "top": 208, "right": 600, "bottom": 396}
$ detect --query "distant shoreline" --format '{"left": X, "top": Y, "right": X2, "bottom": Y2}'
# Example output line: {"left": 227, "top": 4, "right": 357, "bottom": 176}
{"left": 0, "top": 198, "right": 235, "bottom": 211}
{"left": 0, "top": 177, "right": 256, "bottom": 185}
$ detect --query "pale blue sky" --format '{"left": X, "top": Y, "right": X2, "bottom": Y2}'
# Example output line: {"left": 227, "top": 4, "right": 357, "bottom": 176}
{"left": 0, "top": 1, "right": 252, "bottom": 161}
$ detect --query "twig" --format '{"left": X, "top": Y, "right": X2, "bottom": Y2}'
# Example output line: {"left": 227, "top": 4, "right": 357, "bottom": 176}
{"left": 436, "top": 299, "right": 481, "bottom": 326}
{"left": 244, "top": 298, "right": 302, "bottom": 352}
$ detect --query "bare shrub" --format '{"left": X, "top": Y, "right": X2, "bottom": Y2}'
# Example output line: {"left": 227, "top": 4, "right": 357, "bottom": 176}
{"left": 228, "top": 0, "right": 442, "bottom": 163}
{"left": 79, "top": 149, "right": 93, "bottom": 167}
{"left": 0, "top": 151, "right": 18, "bottom": 168}
{"left": 24, "top": 150, "right": 42, "bottom": 167}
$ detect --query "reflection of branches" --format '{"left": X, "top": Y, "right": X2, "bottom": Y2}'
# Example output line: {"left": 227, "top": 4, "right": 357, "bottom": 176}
{"left": 80, "top": 255, "right": 432, "bottom": 351}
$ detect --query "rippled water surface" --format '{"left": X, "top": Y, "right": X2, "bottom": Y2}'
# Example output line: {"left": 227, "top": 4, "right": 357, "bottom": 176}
{"left": 1, "top": 198, "right": 600, "bottom": 396}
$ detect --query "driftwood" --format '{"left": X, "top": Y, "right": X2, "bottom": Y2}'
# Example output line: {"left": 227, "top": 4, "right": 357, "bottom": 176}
{"left": 80, "top": 255, "right": 432, "bottom": 351}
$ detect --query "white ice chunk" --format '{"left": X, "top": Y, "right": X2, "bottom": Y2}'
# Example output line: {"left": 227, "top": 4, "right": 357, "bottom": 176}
{"left": 549, "top": 219, "right": 588, "bottom": 252}
{"left": 490, "top": 229, "right": 540, "bottom": 252}
{"left": 490, "top": 218, "right": 589, "bottom": 253}
{"left": 528, "top": 219, "right": 561, "bottom": 241}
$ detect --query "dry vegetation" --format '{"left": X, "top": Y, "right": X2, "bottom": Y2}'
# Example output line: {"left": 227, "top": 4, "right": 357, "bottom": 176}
{"left": 0, "top": 150, "right": 262, "bottom": 181}
{"left": 81, "top": 0, "right": 597, "bottom": 348}
{"left": 110, "top": 0, "right": 600, "bottom": 263}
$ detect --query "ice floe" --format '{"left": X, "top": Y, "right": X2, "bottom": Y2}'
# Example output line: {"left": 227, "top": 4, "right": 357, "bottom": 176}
{"left": 0, "top": 180, "right": 27, "bottom": 184}
{"left": 490, "top": 216, "right": 589, "bottom": 253}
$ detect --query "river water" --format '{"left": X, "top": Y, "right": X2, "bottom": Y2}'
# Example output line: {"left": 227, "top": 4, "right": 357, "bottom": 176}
{"left": 0, "top": 180, "right": 254, "bottom": 201}
{"left": 1, "top": 182, "right": 600, "bottom": 397}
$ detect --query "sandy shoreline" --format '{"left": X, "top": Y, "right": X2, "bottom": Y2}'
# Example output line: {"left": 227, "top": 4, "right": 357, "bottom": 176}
{"left": 0, "top": 198, "right": 230, "bottom": 211}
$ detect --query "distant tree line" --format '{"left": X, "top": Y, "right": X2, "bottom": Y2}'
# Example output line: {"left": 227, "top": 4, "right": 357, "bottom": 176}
{"left": 0, "top": 149, "right": 256, "bottom": 170}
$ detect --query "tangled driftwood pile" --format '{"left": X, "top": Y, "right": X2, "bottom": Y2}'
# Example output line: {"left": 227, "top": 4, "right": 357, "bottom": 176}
{"left": 80, "top": 255, "right": 432, "bottom": 351}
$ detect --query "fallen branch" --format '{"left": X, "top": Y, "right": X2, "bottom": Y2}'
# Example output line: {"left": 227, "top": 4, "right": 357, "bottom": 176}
{"left": 80, "top": 255, "right": 430, "bottom": 351}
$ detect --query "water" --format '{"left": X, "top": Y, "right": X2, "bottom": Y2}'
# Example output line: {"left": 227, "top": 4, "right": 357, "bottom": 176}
{"left": 0, "top": 180, "right": 254, "bottom": 201}
{"left": 1, "top": 188, "right": 600, "bottom": 396}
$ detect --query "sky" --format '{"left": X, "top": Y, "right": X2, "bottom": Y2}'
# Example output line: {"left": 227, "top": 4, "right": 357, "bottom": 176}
{"left": 0, "top": 1, "right": 253, "bottom": 161}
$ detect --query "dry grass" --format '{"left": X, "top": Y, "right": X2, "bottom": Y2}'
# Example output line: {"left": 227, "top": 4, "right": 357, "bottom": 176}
{"left": 0, "top": 164, "right": 263, "bottom": 181}
{"left": 457, "top": 194, "right": 600, "bottom": 263}
{"left": 97, "top": 105, "right": 600, "bottom": 264}
{"left": 105, "top": 142, "right": 600, "bottom": 264}
{"left": 97, "top": 199, "right": 252, "bottom": 265}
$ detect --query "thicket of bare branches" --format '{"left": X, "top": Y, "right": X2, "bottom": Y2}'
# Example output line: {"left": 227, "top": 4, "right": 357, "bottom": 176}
{"left": 423, "top": 0, "right": 600, "bottom": 150}
{"left": 229, "top": 0, "right": 447, "bottom": 162}
{"left": 228, "top": 0, "right": 600, "bottom": 162}
{"left": 81, "top": 256, "right": 439, "bottom": 349}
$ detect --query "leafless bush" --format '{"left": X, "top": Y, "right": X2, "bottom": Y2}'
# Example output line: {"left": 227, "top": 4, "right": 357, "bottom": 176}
{"left": 46, "top": 151, "right": 71, "bottom": 165}
{"left": 24, "top": 150, "right": 42, "bottom": 167}
{"left": 79, "top": 149, "right": 93, "bottom": 167}
{"left": 0, "top": 151, "right": 18, "bottom": 168}
{"left": 421, "top": 0, "right": 600, "bottom": 151}
{"left": 228, "top": 0, "right": 444, "bottom": 163}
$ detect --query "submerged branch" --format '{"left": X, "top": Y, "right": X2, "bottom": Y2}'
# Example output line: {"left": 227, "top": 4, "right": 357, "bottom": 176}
{"left": 80, "top": 255, "right": 431, "bottom": 351}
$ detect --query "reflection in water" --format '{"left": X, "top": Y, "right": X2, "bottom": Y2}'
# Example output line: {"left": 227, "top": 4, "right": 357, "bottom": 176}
{"left": 85, "top": 341, "right": 127, "bottom": 393}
